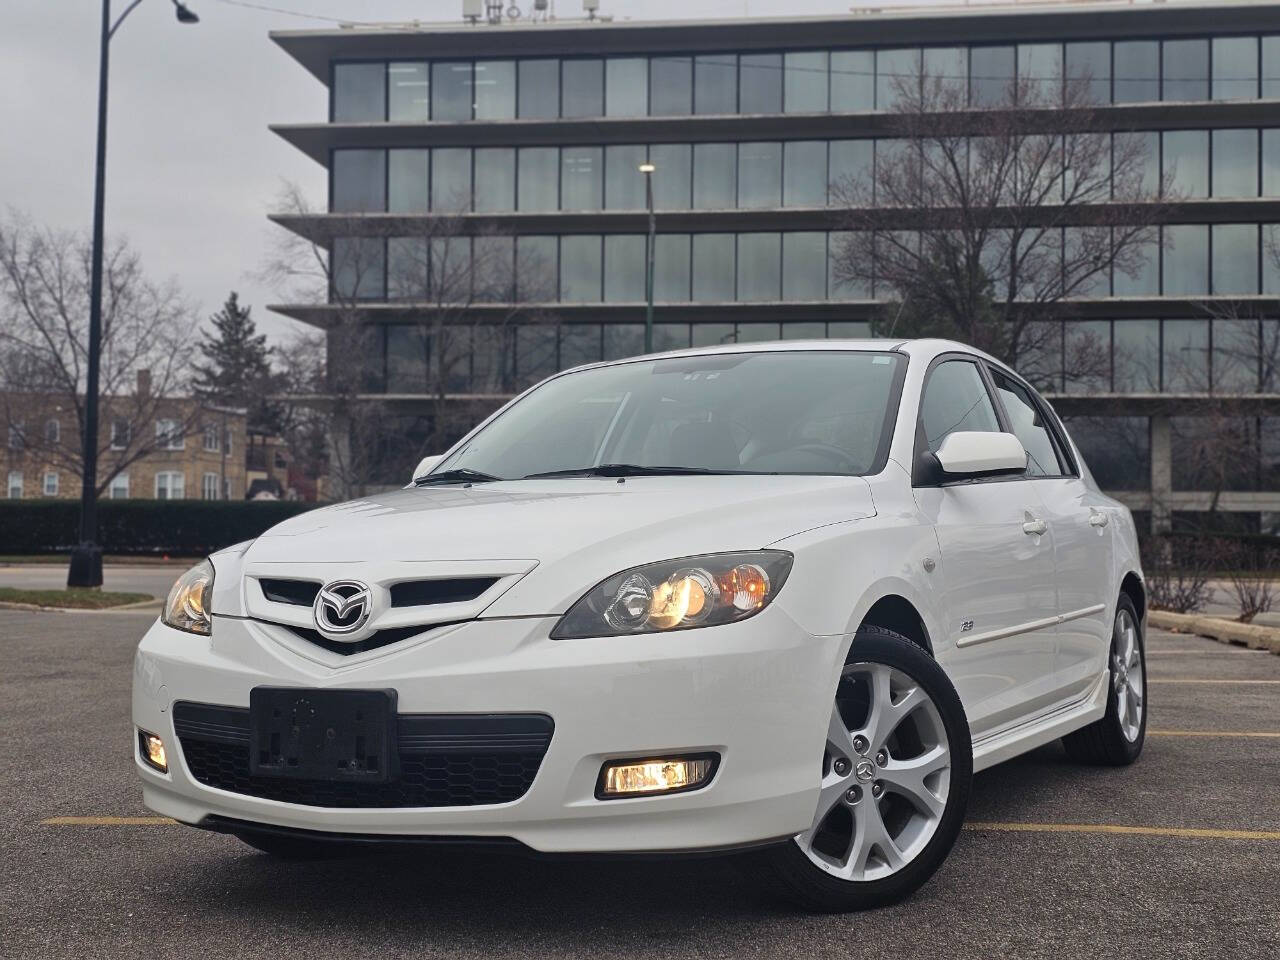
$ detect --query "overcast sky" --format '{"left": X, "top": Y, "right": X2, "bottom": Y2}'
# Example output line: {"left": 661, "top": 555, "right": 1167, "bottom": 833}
{"left": 2, "top": 0, "right": 923, "bottom": 346}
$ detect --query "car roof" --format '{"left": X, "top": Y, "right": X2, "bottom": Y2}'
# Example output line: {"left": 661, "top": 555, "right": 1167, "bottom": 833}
{"left": 570, "top": 338, "right": 1005, "bottom": 373}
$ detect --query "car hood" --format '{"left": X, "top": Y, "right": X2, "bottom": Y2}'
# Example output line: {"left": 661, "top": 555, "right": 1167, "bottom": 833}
{"left": 238, "top": 475, "right": 876, "bottom": 615}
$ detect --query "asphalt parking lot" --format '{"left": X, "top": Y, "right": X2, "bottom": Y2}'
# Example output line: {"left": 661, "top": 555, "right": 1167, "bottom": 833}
{"left": 2, "top": 609, "right": 1277, "bottom": 960}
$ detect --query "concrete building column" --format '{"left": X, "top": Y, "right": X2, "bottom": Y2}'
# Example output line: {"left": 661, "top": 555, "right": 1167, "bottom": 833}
{"left": 1150, "top": 414, "right": 1172, "bottom": 534}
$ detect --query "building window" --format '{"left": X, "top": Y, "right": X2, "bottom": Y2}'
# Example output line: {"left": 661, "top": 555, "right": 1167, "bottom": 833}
{"left": 431, "top": 61, "right": 473, "bottom": 121}
{"left": 430, "top": 147, "right": 472, "bottom": 212}
{"left": 784, "top": 51, "right": 828, "bottom": 114}
{"left": 1213, "top": 37, "right": 1259, "bottom": 100}
{"left": 737, "top": 141, "right": 782, "bottom": 209}
{"left": 516, "top": 235, "right": 558, "bottom": 300}
{"left": 603, "top": 235, "right": 646, "bottom": 302}
{"left": 1212, "top": 129, "right": 1259, "bottom": 198}
{"left": 1065, "top": 41, "right": 1110, "bottom": 104}
{"left": 517, "top": 59, "right": 559, "bottom": 119}
{"left": 388, "top": 61, "right": 430, "bottom": 121}
{"left": 693, "top": 143, "right": 737, "bottom": 209}
{"left": 388, "top": 149, "right": 430, "bottom": 213}
{"left": 155, "top": 471, "right": 185, "bottom": 500}
{"left": 1212, "top": 224, "right": 1260, "bottom": 295}
{"left": 202, "top": 421, "right": 220, "bottom": 452}
{"left": 736, "top": 233, "right": 782, "bottom": 301}
{"left": 649, "top": 143, "right": 692, "bottom": 209}
{"left": 1113, "top": 41, "right": 1158, "bottom": 103}
{"left": 517, "top": 147, "right": 559, "bottom": 212}
{"left": 110, "top": 418, "right": 130, "bottom": 450}
{"left": 331, "top": 149, "right": 386, "bottom": 213}
{"left": 649, "top": 55, "right": 692, "bottom": 116}
{"left": 782, "top": 232, "right": 828, "bottom": 300}
{"left": 43, "top": 471, "right": 58, "bottom": 496}
{"left": 1113, "top": 320, "right": 1160, "bottom": 393}
{"left": 559, "top": 236, "right": 602, "bottom": 302}
{"left": 202, "top": 472, "right": 221, "bottom": 501}
{"left": 783, "top": 141, "right": 827, "bottom": 207}
{"left": 473, "top": 147, "right": 516, "bottom": 213}
{"left": 969, "top": 46, "right": 1015, "bottom": 107}
{"left": 473, "top": 59, "right": 515, "bottom": 120}
{"left": 692, "top": 233, "right": 736, "bottom": 301}
{"left": 155, "top": 419, "right": 184, "bottom": 450}
{"left": 332, "top": 237, "right": 386, "bottom": 301}
{"left": 1162, "top": 39, "right": 1209, "bottom": 102}
{"left": 109, "top": 473, "right": 129, "bottom": 499}
{"left": 560, "top": 146, "right": 603, "bottom": 211}
{"left": 695, "top": 54, "right": 737, "bottom": 114}
{"left": 1265, "top": 36, "right": 1280, "bottom": 99}
{"left": 1163, "top": 130, "right": 1209, "bottom": 198}
{"left": 44, "top": 418, "right": 60, "bottom": 445}
{"left": 332, "top": 62, "right": 385, "bottom": 122}
{"left": 604, "top": 144, "right": 648, "bottom": 211}
{"left": 654, "top": 234, "right": 692, "bottom": 302}
{"left": 561, "top": 58, "right": 604, "bottom": 118}
{"left": 876, "top": 48, "right": 920, "bottom": 111}
{"left": 828, "top": 140, "right": 874, "bottom": 204}
{"left": 1163, "top": 320, "right": 1210, "bottom": 392}
{"left": 7, "top": 422, "right": 23, "bottom": 451}
{"left": 6, "top": 471, "right": 21, "bottom": 499}
{"left": 1162, "top": 225, "right": 1209, "bottom": 296}
{"left": 605, "top": 58, "right": 648, "bottom": 117}
{"left": 925, "top": 47, "right": 968, "bottom": 102}
{"left": 830, "top": 50, "right": 874, "bottom": 112}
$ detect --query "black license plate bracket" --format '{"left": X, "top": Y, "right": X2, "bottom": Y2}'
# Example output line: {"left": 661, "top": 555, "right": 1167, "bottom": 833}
{"left": 249, "top": 687, "right": 397, "bottom": 783}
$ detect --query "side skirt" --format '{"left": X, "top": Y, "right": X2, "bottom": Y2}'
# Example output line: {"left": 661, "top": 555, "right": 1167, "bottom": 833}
{"left": 970, "top": 670, "right": 1109, "bottom": 773}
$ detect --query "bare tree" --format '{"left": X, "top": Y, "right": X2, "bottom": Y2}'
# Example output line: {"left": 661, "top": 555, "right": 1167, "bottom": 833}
{"left": 0, "top": 212, "right": 199, "bottom": 495}
{"left": 831, "top": 64, "right": 1168, "bottom": 387}
{"left": 263, "top": 184, "right": 554, "bottom": 499}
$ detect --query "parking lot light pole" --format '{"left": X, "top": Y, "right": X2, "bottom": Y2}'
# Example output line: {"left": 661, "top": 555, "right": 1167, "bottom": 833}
{"left": 639, "top": 162, "right": 656, "bottom": 354}
{"left": 68, "top": 0, "right": 199, "bottom": 588}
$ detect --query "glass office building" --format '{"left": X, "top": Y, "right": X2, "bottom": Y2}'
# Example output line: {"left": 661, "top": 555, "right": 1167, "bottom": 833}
{"left": 271, "top": 2, "right": 1280, "bottom": 527}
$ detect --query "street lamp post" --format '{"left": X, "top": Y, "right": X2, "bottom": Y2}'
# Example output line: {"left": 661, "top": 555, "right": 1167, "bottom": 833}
{"left": 68, "top": 0, "right": 199, "bottom": 588}
{"left": 638, "top": 162, "right": 656, "bottom": 354}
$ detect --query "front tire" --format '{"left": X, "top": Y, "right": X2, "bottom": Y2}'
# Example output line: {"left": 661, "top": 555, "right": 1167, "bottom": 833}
{"left": 755, "top": 625, "right": 972, "bottom": 912}
{"left": 1062, "top": 593, "right": 1146, "bottom": 765}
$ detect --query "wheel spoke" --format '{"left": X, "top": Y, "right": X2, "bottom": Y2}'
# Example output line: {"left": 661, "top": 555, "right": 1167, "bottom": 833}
{"left": 826, "top": 702, "right": 858, "bottom": 761}
{"left": 878, "top": 744, "right": 949, "bottom": 818}
{"left": 847, "top": 799, "right": 904, "bottom": 876}
{"left": 854, "top": 667, "right": 925, "bottom": 752}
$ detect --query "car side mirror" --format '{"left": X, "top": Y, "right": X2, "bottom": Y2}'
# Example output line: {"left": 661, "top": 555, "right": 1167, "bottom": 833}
{"left": 932, "top": 431, "right": 1027, "bottom": 479}
{"left": 411, "top": 454, "right": 442, "bottom": 482}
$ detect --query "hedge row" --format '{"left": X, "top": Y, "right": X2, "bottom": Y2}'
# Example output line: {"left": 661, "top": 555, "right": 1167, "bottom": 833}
{"left": 0, "top": 499, "right": 317, "bottom": 556}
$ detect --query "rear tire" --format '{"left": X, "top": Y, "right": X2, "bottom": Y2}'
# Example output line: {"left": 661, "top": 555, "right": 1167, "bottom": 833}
{"left": 754, "top": 625, "right": 972, "bottom": 912}
{"left": 1062, "top": 593, "right": 1146, "bottom": 766}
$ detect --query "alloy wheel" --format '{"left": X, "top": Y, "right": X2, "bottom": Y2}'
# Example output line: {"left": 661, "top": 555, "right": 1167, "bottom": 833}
{"left": 795, "top": 661, "right": 951, "bottom": 882}
{"left": 1112, "top": 607, "right": 1144, "bottom": 742}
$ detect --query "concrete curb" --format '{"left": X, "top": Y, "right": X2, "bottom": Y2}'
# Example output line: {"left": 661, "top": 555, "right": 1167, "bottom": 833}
{"left": 0, "top": 598, "right": 161, "bottom": 614}
{"left": 1148, "top": 610, "right": 1280, "bottom": 655}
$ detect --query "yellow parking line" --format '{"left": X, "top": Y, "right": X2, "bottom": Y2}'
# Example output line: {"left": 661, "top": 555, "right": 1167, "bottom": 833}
{"left": 966, "top": 822, "right": 1280, "bottom": 841}
{"left": 41, "top": 816, "right": 178, "bottom": 826}
{"left": 1148, "top": 729, "right": 1280, "bottom": 738}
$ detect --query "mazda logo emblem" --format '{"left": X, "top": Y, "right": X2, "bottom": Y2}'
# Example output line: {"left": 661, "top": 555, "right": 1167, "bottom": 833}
{"left": 313, "top": 580, "right": 373, "bottom": 640}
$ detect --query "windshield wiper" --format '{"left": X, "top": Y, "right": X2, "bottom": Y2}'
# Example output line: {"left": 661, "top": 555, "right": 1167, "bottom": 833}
{"left": 414, "top": 468, "right": 504, "bottom": 486}
{"left": 523, "top": 463, "right": 756, "bottom": 479}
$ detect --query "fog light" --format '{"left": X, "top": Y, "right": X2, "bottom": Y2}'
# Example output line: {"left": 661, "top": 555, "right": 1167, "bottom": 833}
{"left": 139, "top": 730, "right": 168, "bottom": 773}
{"left": 597, "top": 754, "right": 717, "bottom": 799}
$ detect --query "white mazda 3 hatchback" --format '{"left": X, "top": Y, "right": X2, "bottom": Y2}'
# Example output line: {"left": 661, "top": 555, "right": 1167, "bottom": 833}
{"left": 135, "top": 338, "right": 1146, "bottom": 911}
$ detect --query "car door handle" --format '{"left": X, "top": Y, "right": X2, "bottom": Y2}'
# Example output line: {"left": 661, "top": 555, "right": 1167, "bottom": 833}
{"left": 1022, "top": 518, "right": 1047, "bottom": 536}
{"left": 1089, "top": 511, "right": 1109, "bottom": 528}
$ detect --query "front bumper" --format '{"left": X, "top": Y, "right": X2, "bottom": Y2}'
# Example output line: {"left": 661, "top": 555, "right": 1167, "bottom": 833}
{"left": 132, "top": 607, "right": 844, "bottom": 853}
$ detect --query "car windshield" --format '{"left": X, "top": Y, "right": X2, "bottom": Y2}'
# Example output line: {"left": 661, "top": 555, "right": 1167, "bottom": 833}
{"left": 431, "top": 350, "right": 906, "bottom": 480}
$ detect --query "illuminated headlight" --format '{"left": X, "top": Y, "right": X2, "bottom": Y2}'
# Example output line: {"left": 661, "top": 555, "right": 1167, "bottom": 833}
{"left": 162, "top": 559, "right": 214, "bottom": 636}
{"left": 551, "top": 551, "right": 792, "bottom": 639}
{"left": 138, "top": 730, "right": 168, "bottom": 773}
{"left": 598, "top": 755, "right": 718, "bottom": 799}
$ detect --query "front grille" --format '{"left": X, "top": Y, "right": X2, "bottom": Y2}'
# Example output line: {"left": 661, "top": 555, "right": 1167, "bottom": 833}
{"left": 259, "top": 578, "right": 320, "bottom": 606}
{"left": 173, "top": 702, "right": 552, "bottom": 808}
{"left": 390, "top": 577, "right": 497, "bottom": 607}
{"left": 276, "top": 623, "right": 456, "bottom": 656}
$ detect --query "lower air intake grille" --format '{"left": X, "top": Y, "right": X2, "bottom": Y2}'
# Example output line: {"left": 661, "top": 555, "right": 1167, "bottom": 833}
{"left": 173, "top": 702, "right": 552, "bottom": 808}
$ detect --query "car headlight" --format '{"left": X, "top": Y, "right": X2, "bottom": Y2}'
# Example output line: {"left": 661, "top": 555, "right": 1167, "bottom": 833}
{"left": 162, "top": 560, "right": 214, "bottom": 636}
{"left": 551, "top": 551, "right": 793, "bottom": 640}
